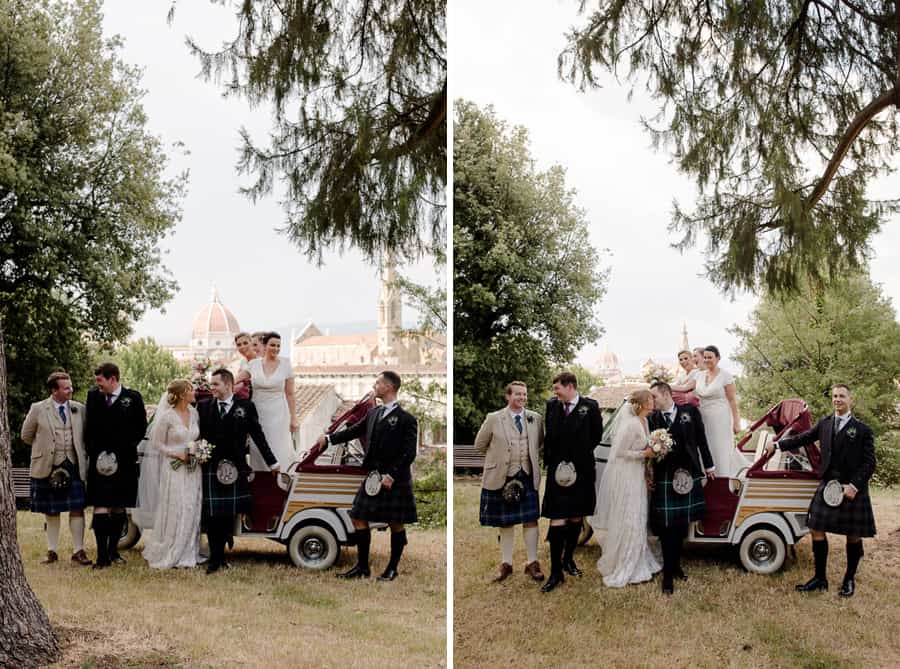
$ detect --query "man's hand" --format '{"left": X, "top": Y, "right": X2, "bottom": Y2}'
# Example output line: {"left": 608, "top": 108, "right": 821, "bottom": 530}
{"left": 381, "top": 474, "right": 394, "bottom": 490}
{"left": 764, "top": 442, "right": 777, "bottom": 458}
{"left": 843, "top": 484, "right": 858, "bottom": 501}
{"left": 706, "top": 468, "right": 716, "bottom": 481}
{"left": 270, "top": 465, "right": 281, "bottom": 475}
{"left": 315, "top": 434, "right": 327, "bottom": 449}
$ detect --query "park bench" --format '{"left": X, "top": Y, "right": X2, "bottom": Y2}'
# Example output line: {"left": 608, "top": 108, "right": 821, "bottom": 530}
{"left": 12, "top": 467, "right": 30, "bottom": 509}
{"left": 453, "top": 444, "right": 485, "bottom": 471}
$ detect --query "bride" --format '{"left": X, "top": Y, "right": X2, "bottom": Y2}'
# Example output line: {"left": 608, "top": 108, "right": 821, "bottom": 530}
{"left": 590, "top": 390, "right": 662, "bottom": 587}
{"left": 137, "top": 379, "right": 202, "bottom": 569}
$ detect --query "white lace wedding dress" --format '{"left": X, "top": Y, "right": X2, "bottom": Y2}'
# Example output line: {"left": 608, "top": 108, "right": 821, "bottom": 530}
{"left": 590, "top": 406, "right": 662, "bottom": 587}
{"left": 141, "top": 407, "right": 202, "bottom": 569}
{"left": 248, "top": 357, "right": 296, "bottom": 470}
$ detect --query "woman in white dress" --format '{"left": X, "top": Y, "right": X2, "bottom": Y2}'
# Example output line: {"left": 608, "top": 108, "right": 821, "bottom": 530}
{"left": 591, "top": 390, "right": 662, "bottom": 588}
{"left": 241, "top": 332, "right": 297, "bottom": 470}
{"left": 139, "top": 379, "right": 202, "bottom": 569}
{"left": 677, "top": 345, "right": 746, "bottom": 477}
{"left": 233, "top": 331, "right": 257, "bottom": 400}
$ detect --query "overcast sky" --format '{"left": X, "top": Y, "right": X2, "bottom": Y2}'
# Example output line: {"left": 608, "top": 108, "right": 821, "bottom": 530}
{"left": 101, "top": 1, "right": 440, "bottom": 345}
{"left": 451, "top": 0, "right": 900, "bottom": 375}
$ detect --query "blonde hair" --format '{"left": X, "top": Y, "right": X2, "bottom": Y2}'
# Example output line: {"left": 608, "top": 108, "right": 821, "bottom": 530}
{"left": 166, "top": 379, "right": 193, "bottom": 407}
{"left": 628, "top": 389, "right": 652, "bottom": 412}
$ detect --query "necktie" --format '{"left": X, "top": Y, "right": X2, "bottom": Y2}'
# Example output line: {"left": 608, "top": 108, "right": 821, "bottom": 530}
{"left": 58, "top": 405, "right": 67, "bottom": 425}
{"left": 563, "top": 402, "right": 572, "bottom": 417}
{"left": 664, "top": 411, "right": 673, "bottom": 428}
{"left": 105, "top": 394, "right": 113, "bottom": 407}
{"left": 377, "top": 405, "right": 387, "bottom": 421}
{"left": 219, "top": 401, "right": 227, "bottom": 418}
{"left": 514, "top": 414, "right": 523, "bottom": 434}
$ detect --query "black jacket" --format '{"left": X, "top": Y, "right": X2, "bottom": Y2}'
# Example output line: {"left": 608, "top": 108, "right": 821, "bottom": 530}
{"left": 648, "top": 403, "right": 714, "bottom": 478}
{"left": 778, "top": 414, "right": 876, "bottom": 492}
{"left": 84, "top": 386, "right": 147, "bottom": 464}
{"left": 329, "top": 405, "right": 418, "bottom": 483}
{"left": 197, "top": 397, "right": 278, "bottom": 473}
{"left": 543, "top": 395, "right": 603, "bottom": 478}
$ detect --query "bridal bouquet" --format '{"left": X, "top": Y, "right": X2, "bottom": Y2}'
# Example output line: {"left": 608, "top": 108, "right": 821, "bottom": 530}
{"left": 647, "top": 429, "right": 674, "bottom": 461}
{"left": 170, "top": 439, "right": 215, "bottom": 471}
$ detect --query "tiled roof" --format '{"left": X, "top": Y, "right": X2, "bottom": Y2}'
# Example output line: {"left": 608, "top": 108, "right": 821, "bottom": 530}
{"left": 293, "top": 384, "right": 337, "bottom": 422}
{"left": 588, "top": 383, "right": 649, "bottom": 409}
{"left": 293, "top": 363, "right": 447, "bottom": 375}
{"left": 296, "top": 333, "right": 378, "bottom": 347}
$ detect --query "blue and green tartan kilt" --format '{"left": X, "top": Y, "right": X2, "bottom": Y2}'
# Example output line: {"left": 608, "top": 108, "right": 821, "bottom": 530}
{"left": 480, "top": 470, "right": 540, "bottom": 527}
{"left": 807, "top": 481, "right": 876, "bottom": 537}
{"left": 30, "top": 460, "right": 86, "bottom": 514}
{"left": 350, "top": 479, "right": 418, "bottom": 525}
{"left": 651, "top": 473, "right": 705, "bottom": 530}
{"left": 202, "top": 468, "right": 252, "bottom": 521}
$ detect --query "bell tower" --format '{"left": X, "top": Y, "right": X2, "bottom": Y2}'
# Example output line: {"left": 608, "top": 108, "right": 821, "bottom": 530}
{"left": 377, "top": 255, "right": 402, "bottom": 364}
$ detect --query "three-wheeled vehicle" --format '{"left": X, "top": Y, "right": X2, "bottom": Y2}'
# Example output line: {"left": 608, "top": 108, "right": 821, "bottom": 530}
{"left": 587, "top": 398, "right": 822, "bottom": 574}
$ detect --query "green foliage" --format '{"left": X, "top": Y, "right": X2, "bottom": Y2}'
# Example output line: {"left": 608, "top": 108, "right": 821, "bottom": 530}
{"left": 564, "top": 363, "right": 604, "bottom": 394}
{"left": 413, "top": 450, "right": 446, "bottom": 529}
{"left": 732, "top": 271, "right": 900, "bottom": 444}
{"left": 107, "top": 338, "right": 191, "bottom": 408}
{"left": 561, "top": 1, "right": 900, "bottom": 295}
{"left": 454, "top": 100, "right": 609, "bottom": 442}
{"left": 173, "top": 0, "right": 446, "bottom": 261}
{"left": 872, "top": 432, "right": 900, "bottom": 488}
{"left": 0, "top": 0, "right": 184, "bottom": 465}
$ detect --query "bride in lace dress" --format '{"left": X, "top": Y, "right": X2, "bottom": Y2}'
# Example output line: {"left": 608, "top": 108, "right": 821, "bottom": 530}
{"left": 140, "top": 379, "right": 202, "bottom": 569}
{"left": 590, "top": 390, "right": 662, "bottom": 587}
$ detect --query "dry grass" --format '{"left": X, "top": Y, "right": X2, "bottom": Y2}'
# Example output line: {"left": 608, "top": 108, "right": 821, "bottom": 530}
{"left": 17, "top": 513, "right": 446, "bottom": 668}
{"left": 453, "top": 476, "right": 900, "bottom": 669}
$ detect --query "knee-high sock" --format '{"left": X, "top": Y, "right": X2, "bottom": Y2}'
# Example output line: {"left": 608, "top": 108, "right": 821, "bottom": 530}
{"left": 355, "top": 528, "right": 372, "bottom": 570}
{"left": 845, "top": 541, "right": 863, "bottom": 580}
{"left": 661, "top": 527, "right": 685, "bottom": 575}
{"left": 812, "top": 538, "right": 829, "bottom": 580}
{"left": 69, "top": 515, "right": 85, "bottom": 553}
{"left": 107, "top": 513, "right": 125, "bottom": 557}
{"left": 563, "top": 520, "right": 581, "bottom": 565}
{"left": 45, "top": 515, "right": 61, "bottom": 552}
{"left": 499, "top": 527, "right": 515, "bottom": 565}
{"left": 523, "top": 526, "right": 539, "bottom": 563}
{"left": 386, "top": 530, "right": 407, "bottom": 571}
{"left": 547, "top": 525, "right": 566, "bottom": 575}
{"left": 92, "top": 514, "right": 109, "bottom": 564}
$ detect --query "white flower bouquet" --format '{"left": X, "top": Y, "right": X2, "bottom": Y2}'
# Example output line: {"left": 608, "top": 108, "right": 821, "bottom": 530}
{"left": 171, "top": 439, "right": 215, "bottom": 471}
{"left": 647, "top": 428, "right": 674, "bottom": 461}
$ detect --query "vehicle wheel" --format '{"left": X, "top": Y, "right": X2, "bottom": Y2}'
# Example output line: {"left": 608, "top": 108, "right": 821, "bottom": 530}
{"left": 738, "top": 527, "right": 786, "bottom": 575}
{"left": 117, "top": 516, "right": 141, "bottom": 550}
{"left": 287, "top": 524, "right": 339, "bottom": 570}
{"left": 579, "top": 518, "right": 594, "bottom": 545}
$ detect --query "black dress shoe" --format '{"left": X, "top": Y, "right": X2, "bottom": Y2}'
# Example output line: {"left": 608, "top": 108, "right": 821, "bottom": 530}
{"left": 377, "top": 568, "right": 398, "bottom": 582}
{"left": 110, "top": 554, "right": 126, "bottom": 565}
{"left": 563, "top": 561, "right": 583, "bottom": 577}
{"left": 337, "top": 565, "right": 371, "bottom": 579}
{"left": 662, "top": 576, "right": 674, "bottom": 595}
{"left": 838, "top": 578, "right": 855, "bottom": 597}
{"left": 92, "top": 561, "right": 110, "bottom": 570}
{"left": 540, "top": 572, "right": 564, "bottom": 593}
{"left": 206, "top": 562, "right": 221, "bottom": 574}
{"left": 795, "top": 576, "right": 828, "bottom": 592}
{"left": 674, "top": 567, "right": 687, "bottom": 581}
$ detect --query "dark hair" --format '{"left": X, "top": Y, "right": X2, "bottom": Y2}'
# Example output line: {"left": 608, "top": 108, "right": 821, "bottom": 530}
{"left": 703, "top": 345, "right": 721, "bottom": 359}
{"left": 234, "top": 332, "right": 251, "bottom": 344}
{"left": 211, "top": 368, "right": 234, "bottom": 386}
{"left": 380, "top": 370, "right": 402, "bottom": 390}
{"left": 552, "top": 371, "right": 578, "bottom": 388}
{"left": 46, "top": 371, "right": 71, "bottom": 391}
{"left": 94, "top": 362, "right": 120, "bottom": 380}
{"left": 262, "top": 331, "right": 281, "bottom": 345}
{"left": 650, "top": 381, "right": 672, "bottom": 396}
{"left": 505, "top": 381, "right": 527, "bottom": 395}
{"left": 833, "top": 383, "right": 852, "bottom": 394}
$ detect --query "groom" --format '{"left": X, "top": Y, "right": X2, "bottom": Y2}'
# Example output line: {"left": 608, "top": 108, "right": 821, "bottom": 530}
{"left": 648, "top": 381, "right": 715, "bottom": 595}
{"left": 198, "top": 368, "right": 280, "bottom": 573}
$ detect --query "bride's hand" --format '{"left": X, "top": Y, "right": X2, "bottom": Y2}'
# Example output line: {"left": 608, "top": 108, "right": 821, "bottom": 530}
{"left": 642, "top": 447, "right": 654, "bottom": 458}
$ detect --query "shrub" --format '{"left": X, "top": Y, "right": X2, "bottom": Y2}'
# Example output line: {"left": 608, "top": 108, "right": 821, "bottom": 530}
{"left": 414, "top": 450, "right": 447, "bottom": 529}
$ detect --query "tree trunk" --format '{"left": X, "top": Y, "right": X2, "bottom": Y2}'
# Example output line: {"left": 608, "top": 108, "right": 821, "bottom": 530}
{"left": 0, "top": 320, "right": 59, "bottom": 667}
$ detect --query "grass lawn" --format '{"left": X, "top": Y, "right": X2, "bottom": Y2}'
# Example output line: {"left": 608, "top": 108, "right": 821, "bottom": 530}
{"left": 17, "top": 512, "right": 446, "bottom": 668}
{"left": 453, "top": 476, "right": 900, "bottom": 669}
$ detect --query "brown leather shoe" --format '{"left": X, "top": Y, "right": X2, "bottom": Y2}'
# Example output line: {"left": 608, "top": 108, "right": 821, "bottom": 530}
{"left": 492, "top": 562, "right": 513, "bottom": 582}
{"left": 524, "top": 560, "right": 545, "bottom": 581}
{"left": 70, "top": 550, "right": 93, "bottom": 566}
{"left": 40, "top": 550, "right": 58, "bottom": 564}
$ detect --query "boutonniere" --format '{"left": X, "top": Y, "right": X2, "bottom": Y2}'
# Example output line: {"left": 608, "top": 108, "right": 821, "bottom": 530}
{"left": 846, "top": 426, "right": 857, "bottom": 439}
{"left": 233, "top": 407, "right": 246, "bottom": 419}
{"left": 70, "top": 406, "right": 78, "bottom": 414}
{"left": 526, "top": 415, "right": 534, "bottom": 424}
{"left": 119, "top": 397, "right": 131, "bottom": 408}
{"left": 680, "top": 413, "right": 691, "bottom": 424}
{"left": 387, "top": 415, "right": 399, "bottom": 427}
{"left": 577, "top": 405, "right": 588, "bottom": 417}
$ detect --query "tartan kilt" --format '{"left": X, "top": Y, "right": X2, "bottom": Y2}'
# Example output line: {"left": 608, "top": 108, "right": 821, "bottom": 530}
{"left": 350, "top": 479, "right": 417, "bottom": 524}
{"left": 30, "top": 460, "right": 86, "bottom": 514}
{"left": 650, "top": 473, "right": 705, "bottom": 531}
{"left": 807, "top": 481, "right": 876, "bottom": 537}
{"left": 480, "top": 470, "right": 539, "bottom": 527}
{"left": 541, "top": 469, "right": 596, "bottom": 519}
{"left": 202, "top": 468, "right": 252, "bottom": 521}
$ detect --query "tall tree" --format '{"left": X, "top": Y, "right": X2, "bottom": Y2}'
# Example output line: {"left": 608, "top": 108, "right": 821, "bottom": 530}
{"left": 171, "top": 0, "right": 446, "bottom": 261}
{"left": 0, "top": 0, "right": 184, "bottom": 467}
{"left": 454, "top": 100, "right": 608, "bottom": 442}
{"left": 109, "top": 338, "right": 191, "bottom": 406}
{"left": 0, "top": 1, "right": 184, "bottom": 662}
{"left": 561, "top": 0, "right": 900, "bottom": 294}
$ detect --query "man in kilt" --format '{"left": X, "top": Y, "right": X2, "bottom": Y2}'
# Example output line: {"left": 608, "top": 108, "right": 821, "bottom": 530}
{"left": 474, "top": 381, "right": 544, "bottom": 583}
{"left": 540, "top": 371, "right": 603, "bottom": 593}
{"left": 84, "top": 363, "right": 147, "bottom": 568}
{"left": 767, "top": 384, "right": 876, "bottom": 597}
{"left": 198, "top": 368, "right": 280, "bottom": 574}
{"left": 648, "top": 382, "right": 715, "bottom": 595}
{"left": 317, "top": 371, "right": 418, "bottom": 581}
{"left": 21, "top": 372, "right": 92, "bottom": 566}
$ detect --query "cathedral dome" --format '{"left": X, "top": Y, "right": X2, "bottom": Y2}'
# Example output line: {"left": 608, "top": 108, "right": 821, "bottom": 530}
{"left": 191, "top": 287, "right": 240, "bottom": 343}
{"left": 596, "top": 345, "right": 620, "bottom": 372}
